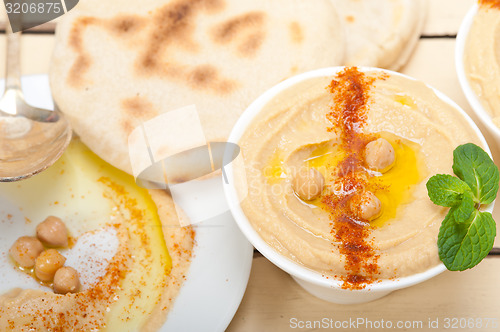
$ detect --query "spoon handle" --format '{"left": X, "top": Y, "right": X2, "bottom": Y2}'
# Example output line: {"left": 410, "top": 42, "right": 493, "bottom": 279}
{"left": 5, "top": 22, "right": 22, "bottom": 92}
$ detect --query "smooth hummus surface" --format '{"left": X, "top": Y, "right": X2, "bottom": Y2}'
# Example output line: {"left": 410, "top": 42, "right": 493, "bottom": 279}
{"left": 464, "top": 0, "right": 500, "bottom": 128}
{"left": 236, "top": 68, "right": 481, "bottom": 288}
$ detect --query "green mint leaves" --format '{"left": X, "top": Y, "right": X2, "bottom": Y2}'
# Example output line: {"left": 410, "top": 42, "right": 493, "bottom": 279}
{"left": 427, "top": 174, "right": 471, "bottom": 207}
{"left": 426, "top": 143, "right": 498, "bottom": 271}
{"left": 453, "top": 143, "right": 499, "bottom": 204}
{"left": 437, "top": 209, "right": 496, "bottom": 271}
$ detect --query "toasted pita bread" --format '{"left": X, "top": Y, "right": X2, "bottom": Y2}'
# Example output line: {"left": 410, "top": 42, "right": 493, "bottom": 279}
{"left": 333, "top": 0, "right": 427, "bottom": 70}
{"left": 50, "top": 0, "right": 345, "bottom": 175}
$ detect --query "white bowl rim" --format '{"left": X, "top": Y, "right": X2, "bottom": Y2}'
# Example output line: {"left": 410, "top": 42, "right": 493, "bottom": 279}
{"left": 455, "top": 4, "right": 500, "bottom": 140}
{"left": 222, "top": 66, "right": 493, "bottom": 292}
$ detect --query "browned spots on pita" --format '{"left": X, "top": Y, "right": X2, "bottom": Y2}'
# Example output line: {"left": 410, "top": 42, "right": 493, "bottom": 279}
{"left": 121, "top": 96, "right": 158, "bottom": 119}
{"left": 190, "top": 65, "right": 216, "bottom": 86}
{"left": 212, "top": 12, "right": 265, "bottom": 44}
{"left": 211, "top": 12, "right": 267, "bottom": 58}
{"left": 67, "top": 16, "right": 98, "bottom": 87}
{"left": 133, "top": 0, "right": 236, "bottom": 94}
{"left": 69, "top": 17, "right": 97, "bottom": 50}
{"left": 140, "top": 0, "right": 226, "bottom": 60}
{"left": 217, "top": 80, "right": 238, "bottom": 94}
{"left": 120, "top": 119, "right": 135, "bottom": 136}
{"left": 236, "top": 31, "right": 265, "bottom": 57}
{"left": 188, "top": 65, "right": 236, "bottom": 93}
{"left": 104, "top": 15, "right": 147, "bottom": 36}
{"left": 345, "top": 15, "right": 355, "bottom": 23}
{"left": 68, "top": 0, "right": 236, "bottom": 94}
{"left": 67, "top": 55, "right": 92, "bottom": 88}
{"left": 143, "top": 0, "right": 202, "bottom": 56}
{"left": 120, "top": 96, "right": 158, "bottom": 137}
{"left": 199, "top": 0, "right": 226, "bottom": 13}
{"left": 289, "top": 21, "right": 304, "bottom": 44}
{"left": 67, "top": 15, "right": 145, "bottom": 87}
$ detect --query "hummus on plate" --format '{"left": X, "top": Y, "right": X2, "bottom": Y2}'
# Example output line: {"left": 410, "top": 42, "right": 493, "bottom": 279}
{"left": 236, "top": 68, "right": 482, "bottom": 289}
{"left": 464, "top": 0, "right": 500, "bottom": 128}
{"left": 0, "top": 140, "right": 194, "bottom": 331}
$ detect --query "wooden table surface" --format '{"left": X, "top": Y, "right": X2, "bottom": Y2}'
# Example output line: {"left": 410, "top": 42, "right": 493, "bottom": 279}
{"left": 1, "top": 0, "right": 499, "bottom": 331}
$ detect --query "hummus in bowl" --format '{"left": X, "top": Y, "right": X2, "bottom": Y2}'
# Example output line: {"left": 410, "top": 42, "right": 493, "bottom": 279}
{"left": 457, "top": 1, "right": 500, "bottom": 139}
{"left": 223, "top": 67, "right": 491, "bottom": 304}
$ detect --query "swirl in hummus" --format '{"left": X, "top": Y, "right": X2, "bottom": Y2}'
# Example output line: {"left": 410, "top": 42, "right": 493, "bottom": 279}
{"left": 236, "top": 67, "right": 482, "bottom": 289}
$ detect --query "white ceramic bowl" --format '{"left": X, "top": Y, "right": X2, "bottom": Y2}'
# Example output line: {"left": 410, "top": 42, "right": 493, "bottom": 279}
{"left": 456, "top": 4, "right": 500, "bottom": 141}
{"left": 223, "top": 67, "right": 492, "bottom": 304}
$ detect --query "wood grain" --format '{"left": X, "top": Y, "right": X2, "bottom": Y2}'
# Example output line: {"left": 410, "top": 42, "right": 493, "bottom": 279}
{"left": 227, "top": 257, "right": 500, "bottom": 332}
{"left": 423, "top": 0, "right": 476, "bottom": 36}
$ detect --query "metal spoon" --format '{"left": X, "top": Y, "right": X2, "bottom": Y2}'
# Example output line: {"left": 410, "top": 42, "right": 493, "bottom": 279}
{"left": 0, "top": 24, "right": 72, "bottom": 181}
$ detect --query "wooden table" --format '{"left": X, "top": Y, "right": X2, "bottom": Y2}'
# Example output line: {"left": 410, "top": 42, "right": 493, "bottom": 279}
{"left": 0, "top": 0, "right": 499, "bottom": 331}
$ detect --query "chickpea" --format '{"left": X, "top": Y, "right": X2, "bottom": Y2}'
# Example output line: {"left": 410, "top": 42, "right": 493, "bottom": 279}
{"left": 350, "top": 191, "right": 382, "bottom": 221}
{"left": 53, "top": 267, "right": 80, "bottom": 294}
{"left": 9, "top": 236, "right": 44, "bottom": 268}
{"left": 35, "top": 249, "right": 66, "bottom": 282}
{"left": 292, "top": 167, "right": 325, "bottom": 201}
{"left": 36, "top": 216, "right": 68, "bottom": 247}
{"left": 364, "top": 138, "right": 395, "bottom": 172}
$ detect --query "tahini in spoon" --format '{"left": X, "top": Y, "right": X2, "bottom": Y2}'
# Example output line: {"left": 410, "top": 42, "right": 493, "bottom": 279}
{"left": 0, "top": 23, "right": 72, "bottom": 181}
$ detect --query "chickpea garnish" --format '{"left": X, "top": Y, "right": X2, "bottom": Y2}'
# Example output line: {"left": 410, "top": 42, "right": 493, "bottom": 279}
{"left": 36, "top": 216, "right": 68, "bottom": 247}
{"left": 53, "top": 266, "right": 80, "bottom": 294}
{"left": 9, "top": 236, "right": 44, "bottom": 268}
{"left": 364, "top": 138, "right": 395, "bottom": 172}
{"left": 350, "top": 191, "right": 382, "bottom": 221}
{"left": 292, "top": 167, "right": 325, "bottom": 201}
{"left": 35, "top": 249, "right": 66, "bottom": 282}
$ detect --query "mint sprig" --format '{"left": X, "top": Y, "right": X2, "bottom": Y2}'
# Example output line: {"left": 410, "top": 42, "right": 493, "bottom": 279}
{"left": 426, "top": 143, "right": 498, "bottom": 271}
{"left": 426, "top": 174, "right": 472, "bottom": 207}
{"left": 438, "top": 209, "right": 496, "bottom": 271}
{"left": 453, "top": 190, "right": 474, "bottom": 224}
{"left": 453, "top": 143, "right": 499, "bottom": 204}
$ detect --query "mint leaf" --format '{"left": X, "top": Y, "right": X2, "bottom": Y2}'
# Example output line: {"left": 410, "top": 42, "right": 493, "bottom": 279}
{"left": 453, "top": 190, "right": 474, "bottom": 223}
{"left": 432, "top": 144, "right": 498, "bottom": 271}
{"left": 452, "top": 143, "right": 499, "bottom": 204}
{"left": 426, "top": 174, "right": 472, "bottom": 207}
{"left": 438, "top": 209, "right": 496, "bottom": 271}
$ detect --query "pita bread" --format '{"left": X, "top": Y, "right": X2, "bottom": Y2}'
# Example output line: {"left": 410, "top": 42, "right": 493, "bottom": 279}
{"left": 333, "top": 0, "right": 427, "bottom": 70}
{"left": 50, "top": 0, "right": 345, "bottom": 175}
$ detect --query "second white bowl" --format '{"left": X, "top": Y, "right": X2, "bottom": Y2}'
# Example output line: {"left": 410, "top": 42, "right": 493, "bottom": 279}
{"left": 456, "top": 4, "right": 500, "bottom": 141}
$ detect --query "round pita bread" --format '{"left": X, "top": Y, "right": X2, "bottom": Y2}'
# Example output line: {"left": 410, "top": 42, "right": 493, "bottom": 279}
{"left": 50, "top": 0, "right": 345, "bottom": 175}
{"left": 333, "top": 0, "right": 427, "bottom": 70}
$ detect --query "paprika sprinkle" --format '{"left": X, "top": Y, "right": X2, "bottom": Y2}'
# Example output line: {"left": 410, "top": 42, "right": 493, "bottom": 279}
{"left": 321, "top": 67, "right": 385, "bottom": 289}
{"left": 479, "top": 0, "right": 500, "bottom": 10}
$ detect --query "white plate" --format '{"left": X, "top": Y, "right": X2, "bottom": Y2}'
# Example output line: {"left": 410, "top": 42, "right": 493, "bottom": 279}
{"left": 455, "top": 4, "right": 500, "bottom": 141}
{"left": 0, "top": 75, "right": 253, "bottom": 332}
